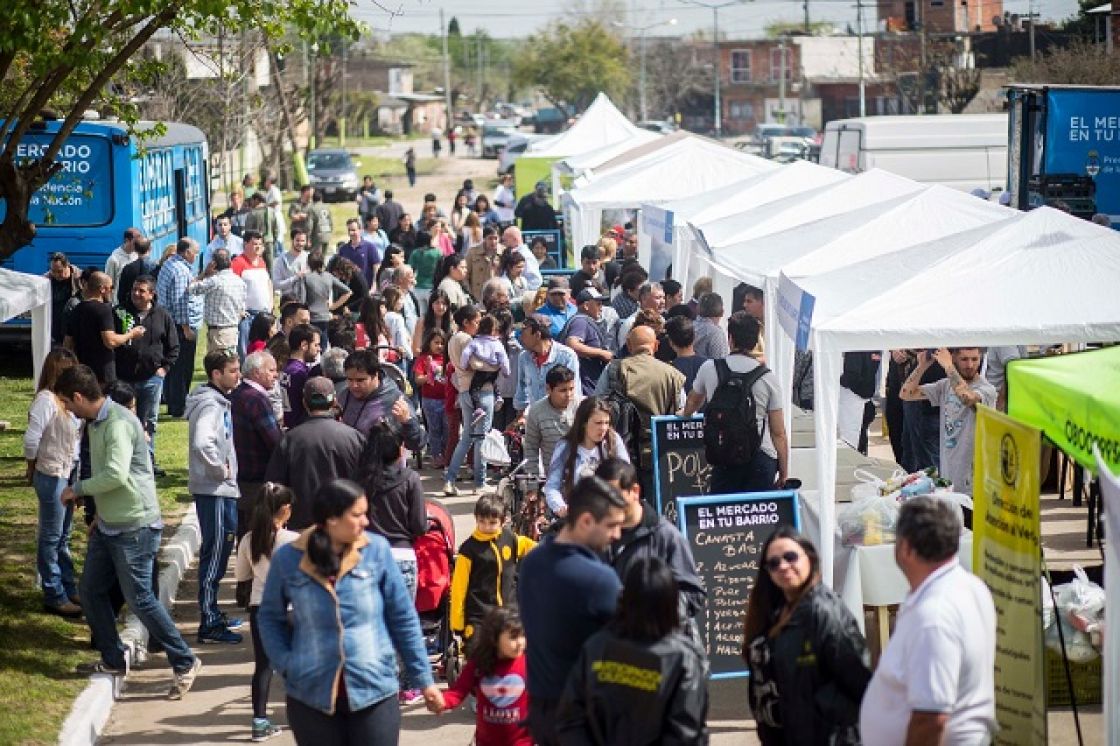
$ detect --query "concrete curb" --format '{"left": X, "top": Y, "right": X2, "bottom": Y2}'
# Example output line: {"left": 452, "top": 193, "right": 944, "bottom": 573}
{"left": 58, "top": 505, "right": 201, "bottom": 746}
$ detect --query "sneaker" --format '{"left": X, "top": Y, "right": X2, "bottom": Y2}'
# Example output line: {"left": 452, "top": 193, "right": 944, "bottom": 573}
{"left": 219, "top": 614, "right": 244, "bottom": 630}
{"left": 443, "top": 481, "right": 460, "bottom": 497}
{"left": 398, "top": 688, "right": 425, "bottom": 705}
{"left": 251, "top": 718, "right": 282, "bottom": 742}
{"left": 198, "top": 625, "right": 243, "bottom": 645}
{"left": 76, "top": 658, "right": 127, "bottom": 676}
{"left": 168, "top": 657, "right": 202, "bottom": 700}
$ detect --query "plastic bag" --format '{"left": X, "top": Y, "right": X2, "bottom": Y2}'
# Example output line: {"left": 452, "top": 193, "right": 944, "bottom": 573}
{"left": 1043, "top": 566, "right": 1105, "bottom": 662}
{"left": 838, "top": 493, "right": 900, "bottom": 547}
{"left": 480, "top": 429, "right": 511, "bottom": 467}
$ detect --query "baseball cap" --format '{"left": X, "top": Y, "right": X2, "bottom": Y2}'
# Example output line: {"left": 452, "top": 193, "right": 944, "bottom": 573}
{"left": 547, "top": 277, "right": 569, "bottom": 292}
{"left": 303, "top": 376, "right": 336, "bottom": 410}
{"left": 576, "top": 287, "right": 605, "bottom": 303}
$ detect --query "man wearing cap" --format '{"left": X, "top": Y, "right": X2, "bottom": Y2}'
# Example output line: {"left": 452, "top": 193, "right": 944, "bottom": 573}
{"left": 265, "top": 377, "right": 366, "bottom": 530}
{"left": 536, "top": 277, "right": 577, "bottom": 339}
{"left": 515, "top": 181, "right": 558, "bottom": 232}
{"left": 501, "top": 225, "right": 542, "bottom": 292}
{"left": 563, "top": 287, "right": 613, "bottom": 395}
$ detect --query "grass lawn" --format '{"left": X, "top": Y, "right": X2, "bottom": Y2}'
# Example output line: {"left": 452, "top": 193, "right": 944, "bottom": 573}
{"left": 0, "top": 346, "right": 202, "bottom": 744}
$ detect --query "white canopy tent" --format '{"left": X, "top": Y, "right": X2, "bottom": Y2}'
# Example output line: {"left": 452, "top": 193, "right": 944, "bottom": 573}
{"left": 661, "top": 161, "right": 849, "bottom": 285}
{"left": 525, "top": 93, "right": 658, "bottom": 158}
{"left": 0, "top": 268, "right": 52, "bottom": 384}
{"left": 710, "top": 185, "right": 1015, "bottom": 433}
{"left": 778, "top": 206, "right": 1120, "bottom": 586}
{"left": 550, "top": 129, "right": 672, "bottom": 202}
{"left": 565, "top": 136, "right": 776, "bottom": 250}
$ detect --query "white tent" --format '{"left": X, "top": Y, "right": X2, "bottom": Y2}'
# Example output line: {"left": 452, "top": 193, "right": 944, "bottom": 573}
{"left": 565, "top": 136, "right": 777, "bottom": 249}
{"left": 662, "top": 161, "right": 849, "bottom": 284}
{"left": 779, "top": 206, "right": 1120, "bottom": 586}
{"left": 0, "top": 268, "right": 52, "bottom": 383}
{"left": 525, "top": 93, "right": 659, "bottom": 158}
{"left": 711, "top": 185, "right": 1015, "bottom": 424}
{"left": 550, "top": 129, "right": 670, "bottom": 201}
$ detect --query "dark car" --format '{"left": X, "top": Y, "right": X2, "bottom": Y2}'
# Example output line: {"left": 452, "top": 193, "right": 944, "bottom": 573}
{"left": 306, "top": 149, "right": 360, "bottom": 202}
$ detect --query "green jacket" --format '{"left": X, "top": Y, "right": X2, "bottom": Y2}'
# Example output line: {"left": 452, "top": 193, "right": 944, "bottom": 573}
{"left": 74, "top": 401, "right": 160, "bottom": 530}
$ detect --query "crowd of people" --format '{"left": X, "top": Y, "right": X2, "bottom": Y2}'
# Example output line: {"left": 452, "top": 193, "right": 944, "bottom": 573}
{"left": 29, "top": 175, "right": 998, "bottom": 746}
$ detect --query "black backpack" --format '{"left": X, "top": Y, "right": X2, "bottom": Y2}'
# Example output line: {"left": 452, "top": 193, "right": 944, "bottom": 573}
{"left": 604, "top": 362, "right": 645, "bottom": 467}
{"left": 704, "top": 359, "right": 769, "bottom": 467}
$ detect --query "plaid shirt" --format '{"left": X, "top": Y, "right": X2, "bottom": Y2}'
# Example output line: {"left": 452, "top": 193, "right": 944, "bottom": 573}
{"left": 189, "top": 269, "right": 246, "bottom": 327}
{"left": 156, "top": 254, "right": 203, "bottom": 328}
{"left": 229, "top": 380, "right": 282, "bottom": 482}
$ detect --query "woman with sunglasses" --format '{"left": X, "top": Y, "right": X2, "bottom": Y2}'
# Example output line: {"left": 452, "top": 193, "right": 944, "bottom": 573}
{"left": 742, "top": 527, "right": 870, "bottom": 746}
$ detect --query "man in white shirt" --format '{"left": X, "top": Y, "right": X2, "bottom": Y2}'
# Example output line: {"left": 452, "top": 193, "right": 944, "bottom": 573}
{"left": 104, "top": 228, "right": 141, "bottom": 287}
{"left": 200, "top": 216, "right": 244, "bottom": 271}
{"left": 232, "top": 231, "right": 274, "bottom": 359}
{"left": 494, "top": 173, "right": 516, "bottom": 225}
{"left": 860, "top": 497, "right": 996, "bottom": 746}
{"left": 501, "top": 225, "right": 542, "bottom": 292}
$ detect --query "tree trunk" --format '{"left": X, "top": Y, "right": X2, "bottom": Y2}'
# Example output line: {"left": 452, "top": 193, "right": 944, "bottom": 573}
{"left": 0, "top": 154, "right": 54, "bottom": 260}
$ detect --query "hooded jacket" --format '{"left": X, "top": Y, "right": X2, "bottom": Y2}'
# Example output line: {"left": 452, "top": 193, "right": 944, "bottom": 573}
{"left": 606, "top": 501, "right": 706, "bottom": 619}
{"left": 363, "top": 462, "right": 426, "bottom": 550}
{"left": 556, "top": 629, "right": 709, "bottom": 745}
{"left": 337, "top": 377, "right": 427, "bottom": 451}
{"left": 185, "top": 384, "right": 239, "bottom": 498}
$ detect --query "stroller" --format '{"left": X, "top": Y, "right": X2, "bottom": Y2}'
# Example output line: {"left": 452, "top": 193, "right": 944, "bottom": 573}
{"left": 413, "top": 498, "right": 463, "bottom": 683}
{"left": 481, "top": 426, "right": 549, "bottom": 541}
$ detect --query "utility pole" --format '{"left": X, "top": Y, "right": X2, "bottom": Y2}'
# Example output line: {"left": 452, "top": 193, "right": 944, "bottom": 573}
{"left": 714, "top": 7, "right": 722, "bottom": 136}
{"left": 309, "top": 43, "right": 318, "bottom": 149}
{"left": 477, "top": 32, "right": 484, "bottom": 112}
{"left": 340, "top": 44, "right": 348, "bottom": 147}
{"left": 803, "top": 0, "right": 810, "bottom": 33}
{"left": 917, "top": 0, "right": 928, "bottom": 115}
{"left": 440, "top": 8, "right": 453, "bottom": 130}
{"left": 857, "top": 0, "right": 866, "bottom": 116}
{"left": 777, "top": 37, "right": 787, "bottom": 123}
{"left": 1028, "top": 0, "right": 1037, "bottom": 60}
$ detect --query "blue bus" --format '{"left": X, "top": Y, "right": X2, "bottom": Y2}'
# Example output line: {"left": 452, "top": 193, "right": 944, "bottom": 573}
{"left": 0, "top": 118, "right": 210, "bottom": 334}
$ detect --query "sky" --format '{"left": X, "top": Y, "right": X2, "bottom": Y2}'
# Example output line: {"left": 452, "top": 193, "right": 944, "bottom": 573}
{"left": 354, "top": 0, "right": 1082, "bottom": 40}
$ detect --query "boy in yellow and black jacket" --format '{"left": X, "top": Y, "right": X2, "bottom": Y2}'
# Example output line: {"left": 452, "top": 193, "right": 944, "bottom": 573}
{"left": 450, "top": 494, "right": 536, "bottom": 641}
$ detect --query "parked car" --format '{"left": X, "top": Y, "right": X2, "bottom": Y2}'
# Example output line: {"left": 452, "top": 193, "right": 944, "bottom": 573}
{"left": 481, "top": 121, "right": 519, "bottom": 159}
{"left": 533, "top": 107, "right": 568, "bottom": 134}
{"left": 498, "top": 132, "right": 551, "bottom": 175}
{"left": 638, "top": 120, "right": 677, "bottom": 134}
{"left": 306, "top": 149, "right": 360, "bottom": 202}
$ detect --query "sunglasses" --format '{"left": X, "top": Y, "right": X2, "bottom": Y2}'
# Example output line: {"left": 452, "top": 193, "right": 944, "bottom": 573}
{"left": 764, "top": 551, "right": 802, "bottom": 572}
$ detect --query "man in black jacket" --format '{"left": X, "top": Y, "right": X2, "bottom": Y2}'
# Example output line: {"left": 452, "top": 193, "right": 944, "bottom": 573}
{"left": 115, "top": 275, "right": 179, "bottom": 475}
{"left": 838, "top": 351, "right": 881, "bottom": 455}
{"left": 264, "top": 377, "right": 365, "bottom": 530}
{"left": 514, "top": 181, "right": 558, "bottom": 231}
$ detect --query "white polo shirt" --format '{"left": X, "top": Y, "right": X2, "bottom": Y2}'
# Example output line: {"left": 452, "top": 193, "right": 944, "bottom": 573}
{"left": 860, "top": 560, "right": 996, "bottom": 746}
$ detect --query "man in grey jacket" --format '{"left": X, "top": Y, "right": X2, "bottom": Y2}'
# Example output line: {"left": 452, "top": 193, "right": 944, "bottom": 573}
{"left": 185, "top": 350, "right": 242, "bottom": 644}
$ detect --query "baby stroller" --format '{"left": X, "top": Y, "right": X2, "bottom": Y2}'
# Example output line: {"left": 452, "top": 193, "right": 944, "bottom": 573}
{"left": 482, "top": 427, "right": 549, "bottom": 541}
{"left": 413, "top": 498, "right": 462, "bottom": 683}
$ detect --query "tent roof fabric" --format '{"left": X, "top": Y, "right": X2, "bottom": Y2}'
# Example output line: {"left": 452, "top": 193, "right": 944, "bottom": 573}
{"left": 684, "top": 160, "right": 849, "bottom": 228}
{"left": 566, "top": 137, "right": 776, "bottom": 210}
{"left": 588, "top": 130, "right": 694, "bottom": 174}
{"left": 0, "top": 268, "right": 50, "bottom": 322}
{"left": 525, "top": 93, "right": 658, "bottom": 158}
{"left": 1007, "top": 346, "right": 1120, "bottom": 473}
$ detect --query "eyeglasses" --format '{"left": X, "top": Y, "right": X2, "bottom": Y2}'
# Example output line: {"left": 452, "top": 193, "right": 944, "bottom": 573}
{"left": 764, "top": 551, "right": 802, "bottom": 572}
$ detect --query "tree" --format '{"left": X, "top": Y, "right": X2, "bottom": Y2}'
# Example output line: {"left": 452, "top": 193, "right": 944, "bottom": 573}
{"left": 1009, "top": 40, "right": 1120, "bottom": 85}
{"left": 511, "top": 20, "right": 632, "bottom": 113}
{"left": 0, "top": 0, "right": 359, "bottom": 260}
{"left": 643, "top": 38, "right": 715, "bottom": 121}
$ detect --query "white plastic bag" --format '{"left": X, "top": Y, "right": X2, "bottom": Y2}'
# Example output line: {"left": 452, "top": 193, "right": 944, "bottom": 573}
{"left": 480, "top": 429, "right": 511, "bottom": 467}
{"left": 1043, "top": 566, "right": 1105, "bottom": 662}
{"left": 838, "top": 493, "right": 900, "bottom": 547}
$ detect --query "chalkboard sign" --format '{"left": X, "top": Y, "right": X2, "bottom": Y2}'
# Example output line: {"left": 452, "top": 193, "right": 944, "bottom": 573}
{"left": 677, "top": 491, "right": 801, "bottom": 679}
{"left": 651, "top": 416, "right": 711, "bottom": 524}
{"left": 523, "top": 229, "right": 565, "bottom": 268}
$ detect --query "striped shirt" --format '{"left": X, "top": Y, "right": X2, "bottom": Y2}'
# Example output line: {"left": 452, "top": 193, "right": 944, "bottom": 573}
{"left": 189, "top": 270, "right": 247, "bottom": 327}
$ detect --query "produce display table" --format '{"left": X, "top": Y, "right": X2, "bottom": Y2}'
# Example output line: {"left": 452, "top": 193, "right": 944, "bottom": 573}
{"left": 788, "top": 440, "right": 901, "bottom": 498}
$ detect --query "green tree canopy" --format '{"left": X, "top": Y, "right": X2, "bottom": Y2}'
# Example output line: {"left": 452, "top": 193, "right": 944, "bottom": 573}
{"left": 512, "top": 19, "right": 632, "bottom": 113}
{"left": 0, "top": 0, "right": 359, "bottom": 258}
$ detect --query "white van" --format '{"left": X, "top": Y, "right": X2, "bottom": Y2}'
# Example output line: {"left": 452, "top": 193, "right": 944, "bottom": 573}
{"left": 819, "top": 114, "right": 1008, "bottom": 192}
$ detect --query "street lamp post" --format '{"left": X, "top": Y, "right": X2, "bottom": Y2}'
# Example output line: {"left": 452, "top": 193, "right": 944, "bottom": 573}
{"left": 680, "top": 0, "right": 751, "bottom": 138}
{"left": 614, "top": 18, "right": 677, "bottom": 123}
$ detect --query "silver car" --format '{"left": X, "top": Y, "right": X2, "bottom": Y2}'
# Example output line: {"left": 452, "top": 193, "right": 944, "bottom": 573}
{"left": 306, "top": 149, "right": 360, "bottom": 202}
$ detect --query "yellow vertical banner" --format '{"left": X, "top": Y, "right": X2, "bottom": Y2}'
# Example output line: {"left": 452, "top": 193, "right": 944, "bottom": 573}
{"left": 972, "top": 405, "right": 1046, "bottom": 746}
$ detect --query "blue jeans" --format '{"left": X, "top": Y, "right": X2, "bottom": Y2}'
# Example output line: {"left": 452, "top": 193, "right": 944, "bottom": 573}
{"left": 444, "top": 389, "right": 494, "bottom": 487}
{"left": 132, "top": 374, "right": 164, "bottom": 459}
{"left": 238, "top": 310, "right": 262, "bottom": 361}
{"left": 710, "top": 449, "right": 779, "bottom": 495}
{"left": 165, "top": 326, "right": 197, "bottom": 417}
{"left": 34, "top": 470, "right": 77, "bottom": 606}
{"left": 81, "top": 525, "right": 195, "bottom": 672}
{"left": 195, "top": 495, "right": 238, "bottom": 630}
{"left": 421, "top": 397, "right": 447, "bottom": 463}
{"left": 395, "top": 557, "right": 418, "bottom": 690}
{"left": 902, "top": 401, "right": 941, "bottom": 473}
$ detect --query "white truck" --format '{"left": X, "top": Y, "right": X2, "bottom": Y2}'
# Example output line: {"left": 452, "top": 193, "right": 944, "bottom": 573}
{"left": 819, "top": 113, "right": 1008, "bottom": 193}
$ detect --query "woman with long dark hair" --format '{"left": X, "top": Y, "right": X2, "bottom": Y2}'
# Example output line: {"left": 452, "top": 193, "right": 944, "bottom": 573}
{"left": 411, "top": 288, "right": 454, "bottom": 357}
{"left": 247, "top": 312, "right": 277, "bottom": 355}
{"left": 435, "top": 254, "right": 471, "bottom": 311}
{"left": 743, "top": 528, "right": 870, "bottom": 746}
{"left": 557, "top": 557, "right": 710, "bottom": 744}
{"left": 258, "top": 479, "right": 443, "bottom": 744}
{"left": 234, "top": 483, "right": 297, "bottom": 742}
{"left": 355, "top": 295, "right": 391, "bottom": 357}
{"left": 542, "top": 396, "right": 629, "bottom": 517}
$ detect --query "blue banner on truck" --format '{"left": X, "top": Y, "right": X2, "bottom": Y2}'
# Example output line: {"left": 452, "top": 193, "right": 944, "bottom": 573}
{"left": 0, "top": 133, "right": 113, "bottom": 226}
{"left": 1044, "top": 90, "right": 1120, "bottom": 224}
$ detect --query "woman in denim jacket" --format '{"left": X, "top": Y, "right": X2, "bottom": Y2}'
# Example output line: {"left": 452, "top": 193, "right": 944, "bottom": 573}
{"left": 258, "top": 479, "right": 445, "bottom": 743}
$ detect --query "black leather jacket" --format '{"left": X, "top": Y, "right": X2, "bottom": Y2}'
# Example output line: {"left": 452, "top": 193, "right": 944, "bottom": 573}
{"left": 746, "top": 583, "right": 871, "bottom": 746}
{"left": 556, "top": 629, "right": 709, "bottom": 745}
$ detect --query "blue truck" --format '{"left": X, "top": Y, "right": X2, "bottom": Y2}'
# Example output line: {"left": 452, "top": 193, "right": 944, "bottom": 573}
{"left": 1006, "top": 84, "right": 1120, "bottom": 226}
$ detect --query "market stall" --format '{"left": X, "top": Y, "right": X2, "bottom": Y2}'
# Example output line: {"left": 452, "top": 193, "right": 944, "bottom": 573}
{"left": 0, "top": 268, "right": 51, "bottom": 383}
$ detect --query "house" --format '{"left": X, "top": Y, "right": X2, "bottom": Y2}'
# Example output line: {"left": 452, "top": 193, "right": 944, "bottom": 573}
{"left": 345, "top": 55, "right": 447, "bottom": 135}
{"left": 877, "top": 0, "right": 1004, "bottom": 33}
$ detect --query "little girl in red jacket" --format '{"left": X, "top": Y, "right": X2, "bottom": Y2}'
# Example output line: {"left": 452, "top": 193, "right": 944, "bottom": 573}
{"left": 437, "top": 606, "right": 532, "bottom": 746}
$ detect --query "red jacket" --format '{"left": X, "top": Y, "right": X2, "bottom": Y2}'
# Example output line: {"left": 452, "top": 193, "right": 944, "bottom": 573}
{"left": 443, "top": 654, "right": 532, "bottom": 746}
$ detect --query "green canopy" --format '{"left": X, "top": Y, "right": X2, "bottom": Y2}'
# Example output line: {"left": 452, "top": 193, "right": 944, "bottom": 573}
{"left": 1007, "top": 346, "right": 1120, "bottom": 473}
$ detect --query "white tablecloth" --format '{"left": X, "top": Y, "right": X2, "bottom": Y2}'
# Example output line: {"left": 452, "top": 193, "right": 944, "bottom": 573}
{"left": 799, "top": 491, "right": 973, "bottom": 636}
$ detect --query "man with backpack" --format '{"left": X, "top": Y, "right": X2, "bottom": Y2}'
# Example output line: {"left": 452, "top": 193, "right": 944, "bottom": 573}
{"left": 682, "top": 312, "right": 788, "bottom": 494}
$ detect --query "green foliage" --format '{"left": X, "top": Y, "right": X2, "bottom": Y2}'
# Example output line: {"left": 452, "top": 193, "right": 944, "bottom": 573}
{"left": 1009, "top": 40, "right": 1120, "bottom": 85}
{"left": 512, "top": 20, "right": 632, "bottom": 113}
{"left": 763, "top": 20, "right": 836, "bottom": 37}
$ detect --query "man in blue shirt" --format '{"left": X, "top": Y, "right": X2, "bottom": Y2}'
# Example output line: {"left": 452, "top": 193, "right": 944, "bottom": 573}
{"left": 155, "top": 238, "right": 204, "bottom": 417}
{"left": 518, "top": 476, "right": 626, "bottom": 746}
{"left": 535, "top": 277, "right": 576, "bottom": 339}
{"left": 514, "top": 313, "right": 582, "bottom": 414}
{"left": 339, "top": 217, "right": 380, "bottom": 288}
{"left": 562, "top": 287, "right": 613, "bottom": 396}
